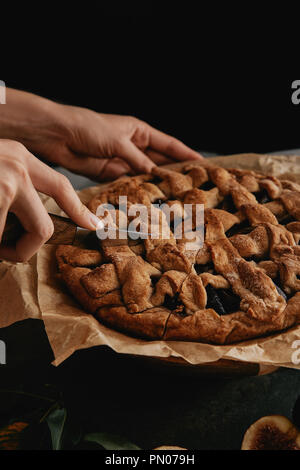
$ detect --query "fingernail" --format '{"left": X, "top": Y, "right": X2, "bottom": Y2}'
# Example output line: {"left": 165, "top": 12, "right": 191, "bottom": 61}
{"left": 89, "top": 213, "right": 104, "bottom": 230}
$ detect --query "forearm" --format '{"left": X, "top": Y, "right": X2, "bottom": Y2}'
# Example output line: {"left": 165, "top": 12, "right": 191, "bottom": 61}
{"left": 0, "top": 88, "right": 66, "bottom": 155}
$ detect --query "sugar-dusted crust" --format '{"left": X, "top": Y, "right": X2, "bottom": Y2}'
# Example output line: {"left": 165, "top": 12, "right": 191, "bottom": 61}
{"left": 163, "top": 294, "right": 300, "bottom": 344}
{"left": 58, "top": 262, "right": 171, "bottom": 339}
{"left": 56, "top": 159, "right": 300, "bottom": 344}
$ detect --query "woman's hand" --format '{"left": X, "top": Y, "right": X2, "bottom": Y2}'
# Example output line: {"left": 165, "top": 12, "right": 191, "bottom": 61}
{"left": 0, "top": 89, "right": 203, "bottom": 181}
{"left": 0, "top": 139, "right": 100, "bottom": 262}
{"left": 47, "top": 109, "right": 204, "bottom": 179}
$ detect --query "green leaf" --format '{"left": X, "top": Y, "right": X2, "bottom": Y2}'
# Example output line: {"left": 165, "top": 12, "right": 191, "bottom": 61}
{"left": 46, "top": 408, "right": 81, "bottom": 450}
{"left": 84, "top": 432, "right": 140, "bottom": 450}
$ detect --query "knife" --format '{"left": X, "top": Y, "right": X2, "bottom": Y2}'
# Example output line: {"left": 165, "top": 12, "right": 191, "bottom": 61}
{"left": 1, "top": 212, "right": 152, "bottom": 246}
{"left": 2, "top": 212, "right": 87, "bottom": 246}
{"left": 2, "top": 209, "right": 192, "bottom": 246}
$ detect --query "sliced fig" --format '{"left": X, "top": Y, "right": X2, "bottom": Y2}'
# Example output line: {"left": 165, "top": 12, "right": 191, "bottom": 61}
{"left": 241, "top": 415, "right": 300, "bottom": 450}
{"left": 153, "top": 446, "right": 187, "bottom": 450}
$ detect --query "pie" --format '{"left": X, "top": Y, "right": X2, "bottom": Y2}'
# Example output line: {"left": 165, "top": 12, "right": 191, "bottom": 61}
{"left": 55, "top": 160, "right": 300, "bottom": 344}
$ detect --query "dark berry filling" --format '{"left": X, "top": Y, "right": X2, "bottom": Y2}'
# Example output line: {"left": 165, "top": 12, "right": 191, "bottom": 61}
{"left": 151, "top": 275, "right": 160, "bottom": 287}
{"left": 163, "top": 293, "right": 186, "bottom": 316}
{"left": 271, "top": 275, "right": 292, "bottom": 301}
{"left": 205, "top": 285, "right": 227, "bottom": 316}
{"left": 194, "top": 263, "right": 215, "bottom": 275}
{"left": 199, "top": 180, "right": 216, "bottom": 191}
{"left": 150, "top": 176, "right": 163, "bottom": 185}
{"left": 278, "top": 215, "right": 296, "bottom": 226}
{"left": 217, "top": 288, "right": 241, "bottom": 313}
{"left": 273, "top": 282, "right": 288, "bottom": 302}
{"left": 153, "top": 198, "right": 164, "bottom": 206}
{"left": 254, "top": 189, "right": 271, "bottom": 204}
{"left": 205, "top": 285, "right": 241, "bottom": 316}
{"left": 226, "top": 220, "right": 253, "bottom": 238}
{"left": 217, "top": 194, "right": 236, "bottom": 213}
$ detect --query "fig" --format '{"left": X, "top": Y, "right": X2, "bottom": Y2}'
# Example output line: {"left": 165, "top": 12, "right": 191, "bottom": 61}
{"left": 153, "top": 446, "right": 187, "bottom": 450}
{"left": 241, "top": 415, "right": 300, "bottom": 450}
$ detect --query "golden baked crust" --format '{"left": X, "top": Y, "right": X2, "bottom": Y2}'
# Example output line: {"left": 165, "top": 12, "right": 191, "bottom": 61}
{"left": 55, "top": 160, "right": 300, "bottom": 344}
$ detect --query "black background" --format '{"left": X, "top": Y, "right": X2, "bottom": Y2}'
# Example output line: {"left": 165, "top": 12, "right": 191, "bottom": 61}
{"left": 3, "top": 12, "right": 299, "bottom": 155}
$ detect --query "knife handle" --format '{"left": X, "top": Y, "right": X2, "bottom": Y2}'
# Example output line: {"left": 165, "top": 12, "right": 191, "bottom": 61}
{"left": 2, "top": 212, "right": 77, "bottom": 245}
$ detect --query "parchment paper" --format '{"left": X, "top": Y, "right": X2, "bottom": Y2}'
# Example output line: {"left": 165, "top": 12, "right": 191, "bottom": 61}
{"left": 1, "top": 153, "right": 300, "bottom": 369}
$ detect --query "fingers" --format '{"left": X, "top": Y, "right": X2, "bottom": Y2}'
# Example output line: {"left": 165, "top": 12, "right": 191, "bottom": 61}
{"left": 145, "top": 149, "right": 176, "bottom": 166}
{"left": 117, "top": 141, "right": 156, "bottom": 174}
{"left": 148, "top": 126, "right": 203, "bottom": 162}
{"left": 75, "top": 138, "right": 155, "bottom": 175}
{"left": 58, "top": 130, "right": 155, "bottom": 175}
{"left": 0, "top": 181, "right": 54, "bottom": 263}
{"left": 0, "top": 144, "right": 104, "bottom": 263}
{"left": 26, "top": 154, "right": 100, "bottom": 231}
{"left": 58, "top": 149, "right": 130, "bottom": 181}
{"left": 93, "top": 157, "right": 130, "bottom": 181}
